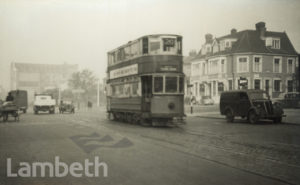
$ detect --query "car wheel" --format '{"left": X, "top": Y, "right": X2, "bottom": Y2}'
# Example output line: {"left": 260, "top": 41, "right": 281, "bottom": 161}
{"left": 3, "top": 113, "right": 8, "bottom": 122}
{"left": 273, "top": 117, "right": 282, "bottom": 123}
{"left": 226, "top": 110, "right": 234, "bottom": 123}
{"left": 248, "top": 111, "right": 258, "bottom": 124}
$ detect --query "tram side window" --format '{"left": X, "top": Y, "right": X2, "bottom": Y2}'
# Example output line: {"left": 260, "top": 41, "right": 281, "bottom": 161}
{"left": 154, "top": 76, "right": 163, "bottom": 93}
{"left": 179, "top": 77, "right": 184, "bottom": 93}
{"left": 124, "top": 46, "right": 131, "bottom": 60}
{"left": 166, "top": 77, "right": 177, "bottom": 93}
{"left": 132, "top": 82, "right": 139, "bottom": 96}
{"left": 131, "top": 41, "right": 139, "bottom": 58}
{"left": 149, "top": 37, "right": 161, "bottom": 53}
{"left": 124, "top": 84, "right": 131, "bottom": 97}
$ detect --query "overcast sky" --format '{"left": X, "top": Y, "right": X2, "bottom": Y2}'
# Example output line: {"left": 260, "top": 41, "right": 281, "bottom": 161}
{"left": 0, "top": 0, "right": 300, "bottom": 90}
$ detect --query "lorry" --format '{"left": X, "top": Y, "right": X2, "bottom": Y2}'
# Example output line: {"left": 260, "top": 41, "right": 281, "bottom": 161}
{"left": 9, "top": 90, "right": 28, "bottom": 113}
{"left": 33, "top": 94, "right": 56, "bottom": 114}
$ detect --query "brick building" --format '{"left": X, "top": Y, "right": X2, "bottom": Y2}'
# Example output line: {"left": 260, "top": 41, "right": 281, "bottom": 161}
{"left": 187, "top": 22, "right": 299, "bottom": 103}
{"left": 11, "top": 62, "right": 78, "bottom": 104}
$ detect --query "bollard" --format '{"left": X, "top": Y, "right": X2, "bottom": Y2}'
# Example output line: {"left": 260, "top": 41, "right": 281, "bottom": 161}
{"left": 190, "top": 105, "right": 193, "bottom": 114}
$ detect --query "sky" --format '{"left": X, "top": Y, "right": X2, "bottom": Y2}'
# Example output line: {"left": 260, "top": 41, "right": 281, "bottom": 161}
{"left": 0, "top": 0, "right": 300, "bottom": 90}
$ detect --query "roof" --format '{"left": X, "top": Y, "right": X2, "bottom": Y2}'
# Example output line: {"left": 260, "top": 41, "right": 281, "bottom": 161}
{"left": 214, "top": 30, "right": 298, "bottom": 56}
{"left": 13, "top": 63, "right": 78, "bottom": 73}
{"left": 108, "top": 34, "right": 182, "bottom": 53}
{"left": 186, "top": 29, "right": 298, "bottom": 61}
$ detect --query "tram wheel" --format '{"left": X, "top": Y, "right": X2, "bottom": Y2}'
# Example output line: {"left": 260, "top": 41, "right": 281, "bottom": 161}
{"left": 125, "top": 113, "right": 131, "bottom": 123}
{"left": 132, "top": 114, "right": 140, "bottom": 124}
{"left": 140, "top": 118, "right": 152, "bottom": 127}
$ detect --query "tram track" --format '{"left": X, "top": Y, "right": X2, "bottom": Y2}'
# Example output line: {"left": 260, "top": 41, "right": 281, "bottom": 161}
{"left": 62, "top": 114, "right": 300, "bottom": 185}
{"left": 139, "top": 131, "right": 300, "bottom": 185}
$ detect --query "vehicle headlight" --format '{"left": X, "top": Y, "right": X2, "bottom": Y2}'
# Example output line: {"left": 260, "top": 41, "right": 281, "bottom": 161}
{"left": 168, "top": 102, "right": 175, "bottom": 110}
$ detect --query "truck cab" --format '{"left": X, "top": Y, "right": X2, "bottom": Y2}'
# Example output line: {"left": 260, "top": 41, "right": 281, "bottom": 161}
{"left": 33, "top": 94, "right": 56, "bottom": 114}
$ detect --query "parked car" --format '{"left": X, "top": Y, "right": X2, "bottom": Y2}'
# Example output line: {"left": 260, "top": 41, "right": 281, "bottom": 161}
{"left": 33, "top": 94, "right": 56, "bottom": 114}
{"left": 220, "top": 90, "right": 285, "bottom": 124}
{"left": 201, "top": 96, "right": 214, "bottom": 105}
{"left": 273, "top": 92, "right": 300, "bottom": 108}
{"left": 59, "top": 100, "right": 75, "bottom": 114}
{"left": 9, "top": 90, "right": 28, "bottom": 113}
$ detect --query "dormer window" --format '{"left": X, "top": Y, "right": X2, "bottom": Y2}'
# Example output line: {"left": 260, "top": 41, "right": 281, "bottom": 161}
{"left": 272, "top": 38, "right": 280, "bottom": 49}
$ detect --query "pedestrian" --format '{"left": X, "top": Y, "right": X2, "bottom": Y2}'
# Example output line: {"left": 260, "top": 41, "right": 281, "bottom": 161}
{"left": 190, "top": 96, "right": 194, "bottom": 114}
{"left": 87, "top": 101, "right": 92, "bottom": 109}
{"left": 6, "top": 92, "right": 14, "bottom": 102}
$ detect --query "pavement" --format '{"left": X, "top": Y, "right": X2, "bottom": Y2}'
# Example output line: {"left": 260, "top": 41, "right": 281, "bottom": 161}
{"left": 185, "top": 105, "right": 300, "bottom": 125}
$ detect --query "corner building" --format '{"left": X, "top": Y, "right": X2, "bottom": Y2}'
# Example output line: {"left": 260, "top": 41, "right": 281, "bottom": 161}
{"left": 189, "top": 22, "right": 299, "bottom": 103}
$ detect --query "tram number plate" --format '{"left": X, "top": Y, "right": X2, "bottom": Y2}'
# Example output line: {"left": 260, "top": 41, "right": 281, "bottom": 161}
{"left": 163, "top": 38, "right": 175, "bottom": 46}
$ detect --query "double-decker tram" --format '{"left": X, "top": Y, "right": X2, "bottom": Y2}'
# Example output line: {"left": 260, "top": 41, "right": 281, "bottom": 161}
{"left": 106, "top": 34, "right": 185, "bottom": 126}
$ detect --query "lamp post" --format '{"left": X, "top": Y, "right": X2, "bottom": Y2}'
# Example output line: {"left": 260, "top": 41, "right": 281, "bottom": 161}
{"left": 97, "top": 79, "right": 100, "bottom": 107}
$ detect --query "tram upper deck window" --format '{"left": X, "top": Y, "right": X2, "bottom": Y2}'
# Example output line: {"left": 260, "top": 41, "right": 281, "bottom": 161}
{"left": 165, "top": 76, "right": 177, "bottom": 93}
{"left": 154, "top": 76, "right": 163, "bottom": 93}
{"left": 149, "top": 37, "right": 161, "bottom": 54}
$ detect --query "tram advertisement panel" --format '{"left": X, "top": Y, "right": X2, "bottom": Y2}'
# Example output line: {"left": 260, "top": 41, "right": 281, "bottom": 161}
{"left": 110, "top": 64, "right": 138, "bottom": 79}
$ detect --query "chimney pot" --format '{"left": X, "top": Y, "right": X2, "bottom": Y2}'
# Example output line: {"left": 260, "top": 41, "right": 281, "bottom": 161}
{"left": 205, "top": 34, "right": 213, "bottom": 43}
{"left": 231, "top": 28, "right": 237, "bottom": 35}
{"left": 255, "top": 22, "right": 266, "bottom": 38}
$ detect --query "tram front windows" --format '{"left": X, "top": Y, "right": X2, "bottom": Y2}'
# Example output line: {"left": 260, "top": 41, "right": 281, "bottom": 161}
{"left": 163, "top": 38, "right": 176, "bottom": 52}
{"left": 154, "top": 76, "right": 163, "bottom": 93}
{"left": 165, "top": 77, "right": 178, "bottom": 93}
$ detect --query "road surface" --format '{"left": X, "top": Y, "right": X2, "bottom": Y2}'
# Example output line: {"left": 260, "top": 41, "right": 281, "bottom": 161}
{"left": 0, "top": 108, "right": 299, "bottom": 185}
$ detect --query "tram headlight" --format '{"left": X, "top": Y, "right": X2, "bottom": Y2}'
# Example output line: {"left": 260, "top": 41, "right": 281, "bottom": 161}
{"left": 168, "top": 102, "right": 175, "bottom": 110}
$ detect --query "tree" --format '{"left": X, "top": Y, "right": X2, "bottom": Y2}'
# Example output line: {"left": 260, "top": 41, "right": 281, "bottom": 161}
{"left": 68, "top": 69, "right": 98, "bottom": 102}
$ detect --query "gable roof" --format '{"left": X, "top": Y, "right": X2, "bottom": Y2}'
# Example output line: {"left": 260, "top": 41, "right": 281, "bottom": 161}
{"left": 184, "top": 27, "right": 298, "bottom": 63}
{"left": 214, "top": 30, "right": 298, "bottom": 56}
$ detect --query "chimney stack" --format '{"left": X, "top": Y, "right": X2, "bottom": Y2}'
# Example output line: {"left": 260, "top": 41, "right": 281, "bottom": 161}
{"left": 255, "top": 22, "right": 266, "bottom": 38}
{"left": 231, "top": 28, "right": 237, "bottom": 35}
{"left": 205, "top": 34, "right": 213, "bottom": 44}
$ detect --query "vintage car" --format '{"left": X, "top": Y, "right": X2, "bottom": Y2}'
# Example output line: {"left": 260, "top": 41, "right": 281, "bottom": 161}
{"left": 201, "top": 96, "right": 214, "bottom": 105}
{"left": 220, "top": 90, "right": 285, "bottom": 124}
{"left": 59, "top": 100, "right": 75, "bottom": 114}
